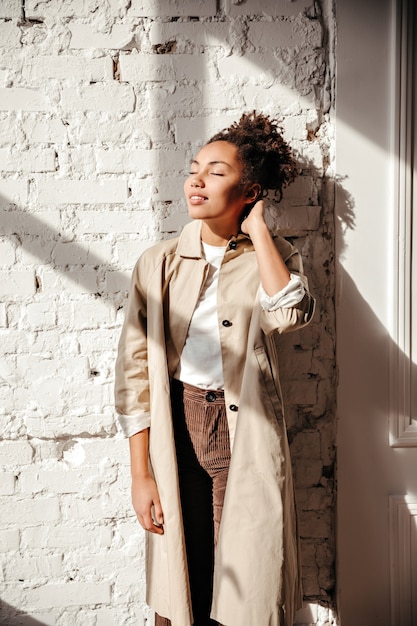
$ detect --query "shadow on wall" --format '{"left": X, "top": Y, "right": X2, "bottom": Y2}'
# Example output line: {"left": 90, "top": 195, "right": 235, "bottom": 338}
{"left": 0, "top": 201, "right": 131, "bottom": 297}
{"left": 0, "top": 600, "right": 49, "bottom": 626}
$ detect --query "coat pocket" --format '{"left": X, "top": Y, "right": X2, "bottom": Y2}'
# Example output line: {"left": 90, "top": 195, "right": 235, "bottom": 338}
{"left": 254, "top": 345, "right": 283, "bottom": 422}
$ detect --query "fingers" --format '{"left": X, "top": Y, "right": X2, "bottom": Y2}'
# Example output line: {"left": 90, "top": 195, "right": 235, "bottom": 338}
{"left": 131, "top": 476, "right": 164, "bottom": 534}
{"left": 138, "top": 510, "right": 164, "bottom": 535}
{"left": 153, "top": 499, "right": 164, "bottom": 526}
{"left": 241, "top": 200, "right": 266, "bottom": 235}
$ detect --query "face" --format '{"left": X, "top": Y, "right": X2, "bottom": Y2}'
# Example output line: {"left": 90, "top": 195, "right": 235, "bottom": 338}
{"left": 184, "top": 141, "right": 252, "bottom": 227}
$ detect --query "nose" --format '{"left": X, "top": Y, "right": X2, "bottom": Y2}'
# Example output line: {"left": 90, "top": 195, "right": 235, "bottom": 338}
{"left": 190, "top": 173, "right": 204, "bottom": 188}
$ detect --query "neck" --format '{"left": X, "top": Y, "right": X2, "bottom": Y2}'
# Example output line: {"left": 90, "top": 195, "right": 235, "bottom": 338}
{"left": 201, "top": 219, "right": 239, "bottom": 246}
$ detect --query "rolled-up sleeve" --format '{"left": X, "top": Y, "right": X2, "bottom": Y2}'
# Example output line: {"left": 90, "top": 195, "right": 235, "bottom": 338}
{"left": 260, "top": 241, "right": 315, "bottom": 336}
{"left": 260, "top": 273, "right": 306, "bottom": 310}
{"left": 118, "top": 412, "right": 151, "bottom": 437}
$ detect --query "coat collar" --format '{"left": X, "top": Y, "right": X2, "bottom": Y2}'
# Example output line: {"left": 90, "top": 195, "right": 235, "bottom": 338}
{"left": 175, "top": 219, "right": 253, "bottom": 259}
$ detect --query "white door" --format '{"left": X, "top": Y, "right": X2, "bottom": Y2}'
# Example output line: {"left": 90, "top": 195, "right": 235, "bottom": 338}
{"left": 336, "top": 0, "right": 417, "bottom": 624}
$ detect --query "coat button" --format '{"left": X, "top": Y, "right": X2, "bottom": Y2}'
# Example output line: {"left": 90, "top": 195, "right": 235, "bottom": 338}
{"left": 229, "top": 404, "right": 238, "bottom": 412}
{"left": 229, "top": 241, "right": 237, "bottom": 250}
{"left": 205, "top": 391, "right": 216, "bottom": 402}
{"left": 222, "top": 320, "right": 232, "bottom": 327}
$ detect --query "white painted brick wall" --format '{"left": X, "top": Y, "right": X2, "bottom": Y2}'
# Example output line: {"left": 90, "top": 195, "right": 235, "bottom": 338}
{"left": 0, "top": 0, "right": 337, "bottom": 624}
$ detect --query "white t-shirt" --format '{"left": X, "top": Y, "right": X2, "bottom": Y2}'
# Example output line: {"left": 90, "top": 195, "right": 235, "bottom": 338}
{"left": 174, "top": 242, "right": 227, "bottom": 389}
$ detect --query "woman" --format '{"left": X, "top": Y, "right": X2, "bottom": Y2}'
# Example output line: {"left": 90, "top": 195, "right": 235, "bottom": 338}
{"left": 115, "top": 112, "right": 315, "bottom": 626}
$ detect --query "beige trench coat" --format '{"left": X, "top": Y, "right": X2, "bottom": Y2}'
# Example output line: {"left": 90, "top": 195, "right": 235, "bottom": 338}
{"left": 115, "top": 219, "right": 315, "bottom": 626}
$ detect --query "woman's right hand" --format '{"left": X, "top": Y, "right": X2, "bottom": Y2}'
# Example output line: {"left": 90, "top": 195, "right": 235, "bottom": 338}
{"left": 131, "top": 475, "right": 164, "bottom": 534}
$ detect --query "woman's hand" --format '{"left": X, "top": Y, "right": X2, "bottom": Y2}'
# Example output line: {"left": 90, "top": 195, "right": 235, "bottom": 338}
{"left": 240, "top": 199, "right": 267, "bottom": 237}
{"left": 132, "top": 474, "right": 164, "bottom": 534}
{"left": 129, "top": 429, "right": 164, "bottom": 535}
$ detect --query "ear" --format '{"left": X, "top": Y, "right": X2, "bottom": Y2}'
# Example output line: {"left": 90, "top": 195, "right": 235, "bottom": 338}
{"left": 244, "top": 183, "right": 261, "bottom": 204}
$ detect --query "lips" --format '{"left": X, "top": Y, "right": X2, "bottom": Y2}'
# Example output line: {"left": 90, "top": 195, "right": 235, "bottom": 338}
{"left": 189, "top": 194, "right": 208, "bottom": 205}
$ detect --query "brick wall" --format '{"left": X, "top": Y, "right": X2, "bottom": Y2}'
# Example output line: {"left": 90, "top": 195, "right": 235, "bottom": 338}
{"left": 0, "top": 1, "right": 337, "bottom": 624}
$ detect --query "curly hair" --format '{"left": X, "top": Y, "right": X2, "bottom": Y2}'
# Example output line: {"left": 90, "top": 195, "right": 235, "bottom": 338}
{"left": 208, "top": 111, "right": 297, "bottom": 202}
